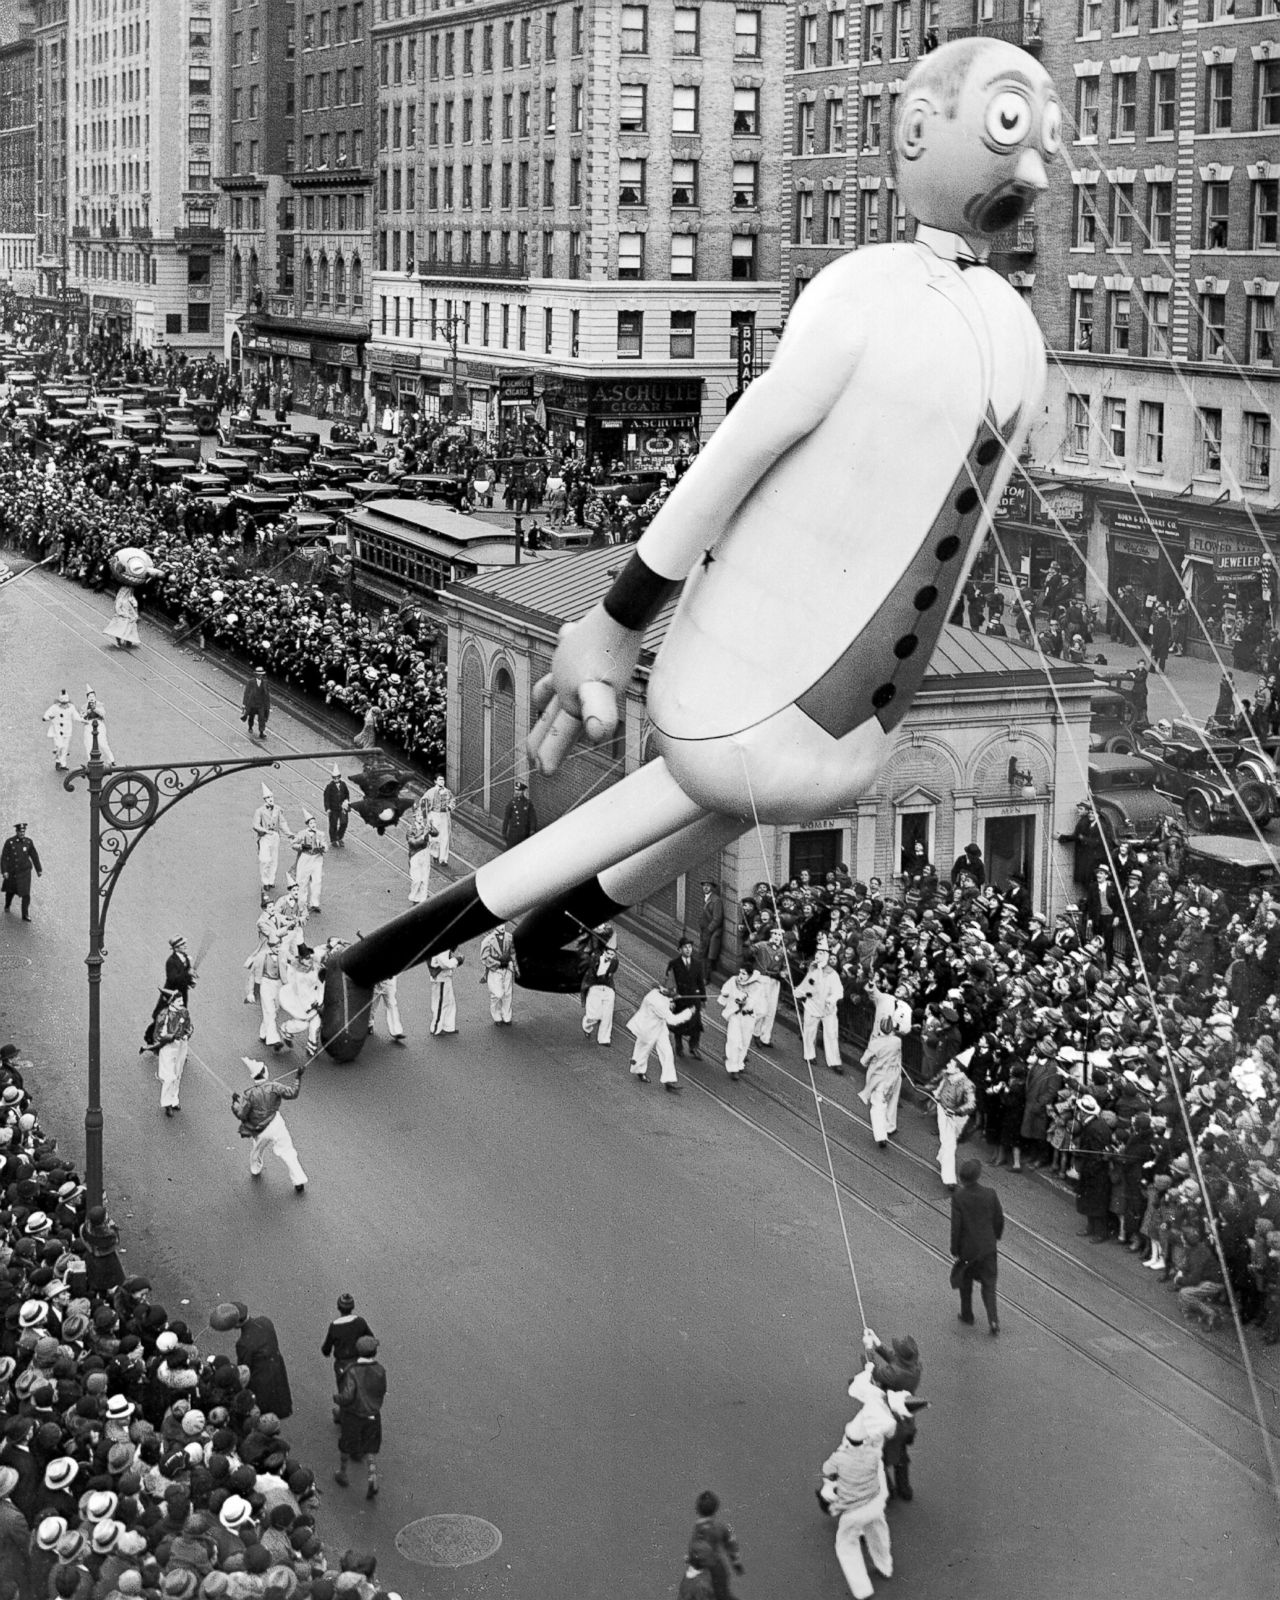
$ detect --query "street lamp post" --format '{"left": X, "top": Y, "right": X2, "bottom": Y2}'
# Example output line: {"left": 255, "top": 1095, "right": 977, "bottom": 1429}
{"left": 431, "top": 312, "right": 466, "bottom": 423}
{"left": 65, "top": 717, "right": 372, "bottom": 1211}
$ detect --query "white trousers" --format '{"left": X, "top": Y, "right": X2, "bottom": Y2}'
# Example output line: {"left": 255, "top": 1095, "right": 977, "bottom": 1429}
{"left": 834, "top": 1495, "right": 892, "bottom": 1600}
{"left": 865, "top": 1075, "right": 902, "bottom": 1142}
{"left": 430, "top": 813, "right": 451, "bottom": 864}
{"left": 487, "top": 968, "right": 513, "bottom": 1022}
{"left": 936, "top": 1107, "right": 968, "bottom": 1186}
{"left": 630, "top": 1032, "right": 677, "bottom": 1084}
{"left": 803, "top": 1010, "right": 842, "bottom": 1068}
{"left": 249, "top": 1113, "right": 308, "bottom": 1186}
{"left": 724, "top": 1013, "right": 754, "bottom": 1075}
{"left": 408, "top": 847, "right": 432, "bottom": 904}
{"left": 259, "top": 977, "right": 283, "bottom": 1047}
{"left": 50, "top": 733, "right": 71, "bottom": 768}
{"left": 431, "top": 978, "right": 457, "bottom": 1034}
{"left": 372, "top": 978, "right": 403, "bottom": 1037}
{"left": 83, "top": 725, "right": 115, "bottom": 764}
{"left": 754, "top": 976, "right": 781, "bottom": 1044}
{"left": 296, "top": 853, "right": 323, "bottom": 909}
{"left": 258, "top": 834, "right": 279, "bottom": 890}
{"left": 582, "top": 985, "right": 615, "bottom": 1045}
{"left": 157, "top": 1039, "right": 188, "bottom": 1108}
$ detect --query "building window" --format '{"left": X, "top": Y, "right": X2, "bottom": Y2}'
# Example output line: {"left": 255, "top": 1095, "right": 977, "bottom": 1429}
{"left": 672, "top": 161, "right": 698, "bottom": 207}
{"left": 1115, "top": 0, "right": 1140, "bottom": 29}
{"left": 800, "top": 14, "right": 818, "bottom": 67}
{"left": 620, "top": 5, "right": 648, "bottom": 53}
{"left": 1247, "top": 298, "right": 1275, "bottom": 365}
{"left": 573, "top": 5, "right": 585, "bottom": 54}
{"left": 1080, "top": 0, "right": 1102, "bottom": 31}
{"left": 1110, "top": 182, "right": 1133, "bottom": 246}
{"left": 798, "top": 101, "right": 816, "bottom": 152}
{"left": 519, "top": 91, "right": 531, "bottom": 136}
{"left": 1146, "top": 289, "right": 1169, "bottom": 354}
{"left": 1150, "top": 68, "right": 1176, "bottom": 135}
{"left": 670, "top": 234, "right": 696, "bottom": 278}
{"left": 731, "top": 234, "right": 757, "bottom": 280}
{"left": 1147, "top": 181, "right": 1172, "bottom": 245}
{"left": 675, "top": 87, "right": 701, "bottom": 134}
{"left": 824, "top": 188, "right": 843, "bottom": 243}
{"left": 732, "top": 161, "right": 758, "bottom": 208}
{"left": 1252, "top": 179, "right": 1279, "bottom": 247}
{"left": 1203, "top": 181, "right": 1230, "bottom": 248}
{"left": 860, "top": 94, "right": 881, "bottom": 152}
{"left": 188, "top": 160, "right": 211, "bottom": 190}
{"left": 1072, "top": 287, "right": 1095, "bottom": 349}
{"left": 1197, "top": 408, "right": 1222, "bottom": 474}
{"left": 864, "top": 2, "right": 884, "bottom": 59}
{"left": 796, "top": 190, "right": 814, "bottom": 244}
{"left": 543, "top": 306, "right": 554, "bottom": 354}
{"left": 734, "top": 9, "right": 761, "bottom": 57}
{"left": 569, "top": 231, "right": 582, "bottom": 278}
{"left": 1103, "top": 396, "right": 1126, "bottom": 458}
{"left": 189, "top": 64, "right": 212, "bottom": 98}
{"left": 1138, "top": 400, "right": 1164, "bottom": 467}
{"left": 189, "top": 112, "right": 211, "bottom": 142}
{"left": 1067, "top": 393, "right": 1091, "bottom": 458}
{"left": 618, "top": 232, "right": 643, "bottom": 278}
{"left": 891, "top": 0, "right": 912, "bottom": 59}
{"left": 1072, "top": 186, "right": 1097, "bottom": 247}
{"left": 569, "top": 158, "right": 582, "bottom": 206}
{"left": 617, "top": 309, "right": 643, "bottom": 358}
{"left": 1201, "top": 293, "right": 1227, "bottom": 359}
{"left": 859, "top": 189, "right": 879, "bottom": 244}
{"left": 1244, "top": 412, "right": 1273, "bottom": 484}
{"left": 1109, "top": 290, "right": 1131, "bottom": 352}
{"left": 732, "top": 87, "right": 758, "bottom": 135}
{"left": 827, "top": 97, "right": 846, "bottom": 151}
{"left": 674, "top": 7, "right": 700, "bottom": 55}
{"left": 1260, "top": 61, "right": 1280, "bottom": 130}
{"left": 665, "top": 310, "right": 695, "bottom": 360}
{"left": 619, "top": 158, "right": 646, "bottom": 206}
{"left": 543, "top": 158, "right": 555, "bottom": 206}
{"left": 1076, "top": 77, "right": 1099, "bottom": 138}
{"left": 1207, "top": 64, "right": 1232, "bottom": 132}
{"left": 619, "top": 84, "right": 646, "bottom": 132}
{"left": 888, "top": 188, "right": 909, "bottom": 241}
{"left": 1111, "top": 72, "right": 1136, "bottom": 138}
{"left": 572, "top": 84, "right": 584, "bottom": 132}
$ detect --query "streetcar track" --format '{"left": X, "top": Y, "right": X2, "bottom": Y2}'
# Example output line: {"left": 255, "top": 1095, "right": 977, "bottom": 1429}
{"left": 19, "top": 568, "right": 1280, "bottom": 1490}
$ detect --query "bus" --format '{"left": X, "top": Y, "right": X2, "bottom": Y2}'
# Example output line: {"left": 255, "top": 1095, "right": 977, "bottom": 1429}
{"left": 347, "top": 498, "right": 520, "bottom": 606}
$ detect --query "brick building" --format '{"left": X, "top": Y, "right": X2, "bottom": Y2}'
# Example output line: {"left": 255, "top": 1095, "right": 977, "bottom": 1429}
{"left": 32, "top": 0, "right": 69, "bottom": 327}
{"left": 0, "top": 0, "right": 36, "bottom": 292}
{"left": 367, "top": 0, "right": 786, "bottom": 458}
{"left": 439, "top": 547, "right": 1090, "bottom": 960}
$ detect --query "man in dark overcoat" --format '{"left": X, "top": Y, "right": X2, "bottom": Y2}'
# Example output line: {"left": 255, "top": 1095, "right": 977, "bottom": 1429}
{"left": 951, "top": 1157, "right": 1004, "bottom": 1335}
{"left": 1, "top": 824, "right": 41, "bottom": 921}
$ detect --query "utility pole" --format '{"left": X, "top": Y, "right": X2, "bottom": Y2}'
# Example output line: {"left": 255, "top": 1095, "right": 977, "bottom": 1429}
{"left": 431, "top": 310, "right": 465, "bottom": 425}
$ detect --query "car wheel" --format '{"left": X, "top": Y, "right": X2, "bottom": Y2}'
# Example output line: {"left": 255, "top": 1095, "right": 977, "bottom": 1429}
{"left": 1184, "top": 791, "right": 1212, "bottom": 833}
{"left": 1236, "top": 778, "right": 1271, "bottom": 823}
{"left": 1104, "top": 734, "right": 1136, "bottom": 754}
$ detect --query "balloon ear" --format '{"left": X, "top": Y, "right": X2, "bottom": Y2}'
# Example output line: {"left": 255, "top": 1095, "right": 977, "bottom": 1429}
{"left": 896, "top": 97, "right": 930, "bottom": 161}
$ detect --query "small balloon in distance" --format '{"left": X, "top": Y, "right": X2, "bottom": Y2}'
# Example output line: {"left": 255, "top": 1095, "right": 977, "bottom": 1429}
{"left": 108, "top": 546, "right": 157, "bottom": 586}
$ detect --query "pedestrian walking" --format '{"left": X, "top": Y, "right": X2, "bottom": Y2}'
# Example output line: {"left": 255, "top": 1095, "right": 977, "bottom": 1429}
{"left": 796, "top": 941, "right": 845, "bottom": 1075}
{"left": 751, "top": 925, "right": 789, "bottom": 1047}
{"left": 163, "top": 935, "right": 197, "bottom": 1003}
{"left": 861, "top": 1328, "right": 924, "bottom": 1501}
{"left": 1, "top": 824, "right": 41, "bottom": 921}
{"left": 429, "top": 949, "right": 462, "bottom": 1034}
{"left": 41, "top": 689, "right": 82, "bottom": 771}
{"left": 322, "top": 766, "right": 351, "bottom": 848}
{"left": 423, "top": 773, "right": 455, "bottom": 864}
{"left": 501, "top": 780, "right": 537, "bottom": 849}
{"left": 153, "top": 990, "right": 193, "bottom": 1118}
{"left": 232, "top": 1057, "right": 309, "bottom": 1194}
{"left": 479, "top": 924, "right": 518, "bottom": 1024}
{"left": 718, "top": 964, "right": 765, "bottom": 1080}
{"left": 858, "top": 1017, "right": 904, "bottom": 1148}
{"left": 257, "top": 932, "right": 292, "bottom": 1052}
{"left": 334, "top": 1335, "right": 386, "bottom": 1500}
{"left": 626, "top": 984, "right": 693, "bottom": 1091}
{"left": 581, "top": 927, "right": 619, "bottom": 1047}
{"left": 370, "top": 977, "right": 406, "bottom": 1044}
{"left": 102, "top": 585, "right": 140, "bottom": 649}
{"left": 927, "top": 1057, "right": 978, "bottom": 1189}
{"left": 241, "top": 667, "right": 271, "bottom": 738}
{"left": 252, "top": 788, "right": 290, "bottom": 907}
{"left": 665, "top": 937, "right": 707, "bottom": 1060}
{"left": 290, "top": 813, "right": 327, "bottom": 915}
{"left": 210, "top": 1299, "right": 295, "bottom": 1419}
{"left": 951, "top": 1156, "right": 1004, "bottom": 1335}
{"left": 678, "top": 1547, "right": 716, "bottom": 1600}
{"left": 321, "top": 1293, "right": 375, "bottom": 1404}
{"left": 80, "top": 686, "right": 115, "bottom": 766}
{"left": 688, "top": 1489, "right": 745, "bottom": 1600}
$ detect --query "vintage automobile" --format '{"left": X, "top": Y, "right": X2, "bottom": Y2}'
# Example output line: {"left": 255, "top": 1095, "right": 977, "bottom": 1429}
{"left": 1085, "top": 754, "right": 1182, "bottom": 851}
{"left": 1132, "top": 734, "right": 1274, "bottom": 831}
{"left": 1088, "top": 683, "right": 1140, "bottom": 754}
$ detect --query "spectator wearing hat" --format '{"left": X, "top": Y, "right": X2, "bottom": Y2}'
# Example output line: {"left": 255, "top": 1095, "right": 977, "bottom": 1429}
{"left": 665, "top": 937, "right": 707, "bottom": 1061}
{"left": 0, "top": 1464, "right": 28, "bottom": 1596}
{"left": 500, "top": 782, "right": 537, "bottom": 850}
{"left": 78, "top": 1206, "right": 125, "bottom": 1295}
{"left": 322, "top": 767, "right": 351, "bottom": 849}
{"left": 698, "top": 881, "right": 725, "bottom": 973}
{"left": 213, "top": 1303, "right": 294, "bottom": 1422}
{"left": 241, "top": 670, "right": 270, "bottom": 740}
{"left": 861, "top": 1330, "right": 923, "bottom": 1501}
{"left": 1, "top": 824, "right": 42, "bottom": 922}
{"left": 949, "top": 843, "right": 986, "bottom": 889}
{"left": 164, "top": 938, "right": 197, "bottom": 1005}
{"left": 333, "top": 1337, "right": 385, "bottom": 1500}
{"left": 1073, "top": 1096, "right": 1117, "bottom": 1243}
{"left": 951, "top": 1158, "right": 1004, "bottom": 1334}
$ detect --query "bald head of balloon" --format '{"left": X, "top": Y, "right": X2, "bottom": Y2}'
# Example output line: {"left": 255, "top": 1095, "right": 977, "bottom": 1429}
{"left": 892, "top": 39, "right": 1059, "bottom": 243}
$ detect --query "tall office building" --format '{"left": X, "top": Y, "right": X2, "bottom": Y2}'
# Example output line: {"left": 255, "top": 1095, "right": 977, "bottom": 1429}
{"left": 62, "top": 0, "right": 225, "bottom": 355}
{"left": 0, "top": 0, "right": 37, "bottom": 291}
{"left": 33, "top": 0, "right": 67, "bottom": 316}
{"left": 367, "top": 0, "right": 786, "bottom": 461}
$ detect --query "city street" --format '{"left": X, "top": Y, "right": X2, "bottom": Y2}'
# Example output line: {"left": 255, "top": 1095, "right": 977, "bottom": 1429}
{"left": 1, "top": 563, "right": 1276, "bottom": 1599}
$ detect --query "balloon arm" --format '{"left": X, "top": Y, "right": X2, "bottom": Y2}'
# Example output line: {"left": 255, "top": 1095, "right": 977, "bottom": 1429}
{"left": 631, "top": 309, "right": 865, "bottom": 582}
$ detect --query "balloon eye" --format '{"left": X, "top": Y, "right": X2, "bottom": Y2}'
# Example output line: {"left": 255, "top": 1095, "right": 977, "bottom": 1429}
{"left": 1042, "top": 100, "right": 1062, "bottom": 154}
{"left": 985, "top": 91, "right": 1032, "bottom": 147}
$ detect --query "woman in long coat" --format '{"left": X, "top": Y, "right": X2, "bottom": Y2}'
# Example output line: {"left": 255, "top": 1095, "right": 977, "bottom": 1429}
{"left": 1020, "top": 1043, "right": 1062, "bottom": 1167}
{"left": 1073, "top": 1097, "right": 1116, "bottom": 1242}
{"left": 232, "top": 1304, "right": 294, "bottom": 1418}
{"left": 103, "top": 585, "right": 140, "bottom": 648}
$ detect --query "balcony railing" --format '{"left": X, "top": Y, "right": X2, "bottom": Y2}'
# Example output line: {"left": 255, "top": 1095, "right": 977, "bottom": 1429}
{"left": 417, "top": 258, "right": 529, "bottom": 282}
{"left": 991, "top": 216, "right": 1037, "bottom": 254}
{"left": 947, "top": 12, "right": 1042, "bottom": 48}
{"left": 174, "top": 225, "right": 225, "bottom": 243}
{"left": 130, "top": 225, "right": 152, "bottom": 240}
{"left": 69, "top": 224, "right": 88, "bottom": 238}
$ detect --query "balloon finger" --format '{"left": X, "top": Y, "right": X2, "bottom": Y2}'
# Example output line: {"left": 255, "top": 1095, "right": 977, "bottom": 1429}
{"left": 536, "top": 707, "right": 584, "bottom": 773}
{"left": 531, "top": 673, "right": 556, "bottom": 715}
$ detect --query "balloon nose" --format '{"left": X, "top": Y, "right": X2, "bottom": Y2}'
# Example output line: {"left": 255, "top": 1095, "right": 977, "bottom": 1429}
{"left": 1015, "top": 148, "right": 1049, "bottom": 194}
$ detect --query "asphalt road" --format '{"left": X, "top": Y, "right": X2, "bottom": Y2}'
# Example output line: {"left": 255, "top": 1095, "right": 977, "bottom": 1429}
{"left": 0, "top": 563, "right": 1276, "bottom": 1599}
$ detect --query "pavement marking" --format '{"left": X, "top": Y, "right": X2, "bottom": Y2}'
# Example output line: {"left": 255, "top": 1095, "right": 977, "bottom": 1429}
{"left": 0, "top": 954, "right": 33, "bottom": 969}
{"left": 395, "top": 1514, "right": 502, "bottom": 1567}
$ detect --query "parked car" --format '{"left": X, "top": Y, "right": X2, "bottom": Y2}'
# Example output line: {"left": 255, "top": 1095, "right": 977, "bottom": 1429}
{"left": 1089, "top": 684, "right": 1140, "bottom": 754}
{"left": 1133, "top": 735, "right": 1273, "bottom": 831}
{"left": 1086, "top": 753, "right": 1182, "bottom": 850}
{"left": 1182, "top": 834, "right": 1280, "bottom": 902}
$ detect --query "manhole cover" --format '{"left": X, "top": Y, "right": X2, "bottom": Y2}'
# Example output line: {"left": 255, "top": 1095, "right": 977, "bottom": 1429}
{"left": 396, "top": 1514, "right": 502, "bottom": 1568}
{"left": 0, "top": 955, "right": 31, "bottom": 970}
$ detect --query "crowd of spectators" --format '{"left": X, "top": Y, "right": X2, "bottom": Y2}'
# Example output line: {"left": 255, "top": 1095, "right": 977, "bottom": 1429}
{"left": 739, "top": 841, "right": 1280, "bottom": 1341}
{"left": 0, "top": 1041, "right": 399, "bottom": 1600}
{"left": 0, "top": 442, "right": 446, "bottom": 766}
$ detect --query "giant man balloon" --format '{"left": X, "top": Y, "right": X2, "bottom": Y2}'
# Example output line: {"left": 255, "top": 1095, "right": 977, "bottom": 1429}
{"left": 321, "top": 40, "right": 1061, "bottom": 1060}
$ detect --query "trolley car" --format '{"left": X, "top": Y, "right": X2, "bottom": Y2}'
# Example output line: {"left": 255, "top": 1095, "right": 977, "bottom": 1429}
{"left": 347, "top": 498, "right": 519, "bottom": 607}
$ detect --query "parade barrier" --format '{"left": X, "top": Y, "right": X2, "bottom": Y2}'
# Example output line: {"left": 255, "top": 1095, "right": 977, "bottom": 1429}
{"left": 0, "top": 1043, "right": 400, "bottom": 1600}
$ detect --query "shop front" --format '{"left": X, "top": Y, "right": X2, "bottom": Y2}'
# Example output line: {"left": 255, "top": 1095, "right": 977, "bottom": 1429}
{"left": 368, "top": 346, "right": 425, "bottom": 431}
{"left": 990, "top": 479, "right": 1089, "bottom": 597}
{"left": 247, "top": 320, "right": 369, "bottom": 423}
{"left": 1181, "top": 526, "right": 1278, "bottom": 664}
{"left": 310, "top": 336, "right": 367, "bottom": 423}
{"left": 90, "top": 293, "right": 132, "bottom": 347}
{"left": 1101, "top": 505, "right": 1186, "bottom": 617}
{"left": 247, "top": 334, "right": 312, "bottom": 408}
{"left": 543, "top": 376, "right": 703, "bottom": 473}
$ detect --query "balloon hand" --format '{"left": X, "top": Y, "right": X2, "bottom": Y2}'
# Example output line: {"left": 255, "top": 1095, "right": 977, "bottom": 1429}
{"left": 527, "top": 603, "right": 644, "bottom": 774}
